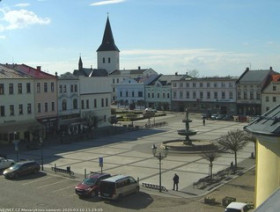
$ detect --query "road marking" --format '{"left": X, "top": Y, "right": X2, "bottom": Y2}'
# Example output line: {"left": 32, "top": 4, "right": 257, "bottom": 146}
{"left": 37, "top": 180, "right": 65, "bottom": 189}
{"left": 22, "top": 177, "right": 52, "bottom": 185}
{"left": 52, "top": 185, "right": 75, "bottom": 193}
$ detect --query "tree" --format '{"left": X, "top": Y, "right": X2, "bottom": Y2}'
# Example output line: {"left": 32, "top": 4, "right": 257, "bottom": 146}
{"left": 218, "top": 129, "right": 248, "bottom": 169}
{"left": 201, "top": 150, "right": 220, "bottom": 180}
{"left": 187, "top": 69, "right": 199, "bottom": 78}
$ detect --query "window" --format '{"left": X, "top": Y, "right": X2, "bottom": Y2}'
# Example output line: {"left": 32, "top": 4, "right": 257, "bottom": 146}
{"left": 214, "top": 92, "right": 218, "bottom": 99}
{"left": 74, "top": 85, "right": 78, "bottom": 92}
{"left": 117, "top": 78, "right": 119, "bottom": 83}
{"left": 186, "top": 83, "right": 189, "bottom": 87}
{"left": 106, "top": 98, "right": 108, "bottom": 106}
{"left": 44, "top": 82, "right": 48, "bottom": 92}
{"left": 126, "top": 91, "right": 128, "bottom": 97}
{"left": 214, "top": 83, "right": 217, "bottom": 88}
{"left": 101, "top": 98, "right": 104, "bottom": 107}
{"left": 26, "top": 83, "right": 31, "bottom": 93}
{"left": 157, "top": 93, "right": 160, "bottom": 98}
{"left": 38, "top": 103, "right": 41, "bottom": 113}
{"left": 59, "top": 85, "right": 62, "bottom": 93}
{"left": 37, "top": 83, "right": 41, "bottom": 93}
{"left": 192, "top": 82, "right": 196, "bottom": 87}
{"left": 186, "top": 91, "right": 189, "bottom": 99}
{"left": 221, "top": 82, "right": 225, "bottom": 88}
{"left": 229, "top": 82, "right": 233, "bottom": 88}
{"left": 44, "top": 103, "right": 48, "bottom": 112}
{"left": 179, "top": 82, "right": 183, "bottom": 88}
{"left": 180, "top": 91, "right": 183, "bottom": 99}
{"left": 18, "top": 83, "right": 22, "bottom": 94}
{"left": 63, "top": 85, "right": 66, "bottom": 93}
{"left": 266, "top": 107, "right": 270, "bottom": 111}
{"left": 167, "top": 93, "right": 170, "bottom": 98}
{"left": 148, "top": 93, "right": 150, "bottom": 98}
{"left": 250, "top": 91, "right": 254, "bottom": 100}
{"left": 27, "top": 103, "right": 31, "bottom": 114}
{"left": 200, "top": 82, "right": 203, "bottom": 88}
{"left": 94, "top": 99, "right": 97, "bottom": 108}
{"left": 229, "top": 92, "right": 233, "bottom": 99}
{"left": 273, "top": 86, "right": 277, "bottom": 91}
{"left": 200, "top": 92, "right": 203, "bottom": 99}
{"left": 0, "top": 84, "right": 4, "bottom": 94}
{"left": 238, "top": 91, "right": 241, "bottom": 99}
{"left": 256, "top": 92, "right": 260, "bottom": 100}
{"left": 152, "top": 93, "right": 154, "bottom": 98}
{"left": 19, "top": 104, "right": 23, "bottom": 115}
{"left": 0, "top": 106, "right": 5, "bottom": 116}
{"left": 266, "top": 96, "right": 269, "bottom": 102}
{"left": 173, "top": 82, "right": 177, "bottom": 87}
{"left": 73, "top": 99, "right": 78, "bottom": 109}
{"left": 108, "top": 58, "right": 111, "bottom": 63}
{"left": 86, "top": 100, "right": 89, "bottom": 109}
{"left": 51, "top": 82, "right": 54, "bottom": 92}
{"left": 132, "top": 91, "right": 134, "bottom": 97}
{"left": 9, "top": 83, "right": 13, "bottom": 94}
{"left": 103, "top": 57, "right": 105, "bottom": 63}
{"left": 81, "top": 100, "right": 84, "bottom": 109}
{"left": 222, "top": 92, "right": 225, "bottom": 99}
{"left": 244, "top": 92, "right": 247, "bottom": 100}
{"left": 163, "top": 93, "right": 165, "bottom": 98}
{"left": 273, "top": 96, "right": 276, "bottom": 102}
{"left": 138, "top": 91, "right": 143, "bottom": 97}
{"left": 193, "top": 92, "right": 196, "bottom": 99}
{"left": 62, "top": 99, "right": 67, "bottom": 111}
{"left": 10, "top": 105, "right": 14, "bottom": 116}
{"left": 173, "top": 92, "right": 176, "bottom": 98}
{"left": 207, "top": 82, "right": 210, "bottom": 88}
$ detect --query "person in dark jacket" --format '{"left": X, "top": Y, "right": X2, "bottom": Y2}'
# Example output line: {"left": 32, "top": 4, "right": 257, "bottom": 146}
{"left": 173, "top": 173, "right": 179, "bottom": 191}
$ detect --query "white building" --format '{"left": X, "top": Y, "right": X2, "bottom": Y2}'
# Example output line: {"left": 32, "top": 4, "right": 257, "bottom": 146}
{"left": 0, "top": 65, "right": 39, "bottom": 144}
{"left": 261, "top": 74, "right": 280, "bottom": 114}
{"left": 171, "top": 77, "right": 237, "bottom": 114}
{"left": 79, "top": 76, "right": 111, "bottom": 128}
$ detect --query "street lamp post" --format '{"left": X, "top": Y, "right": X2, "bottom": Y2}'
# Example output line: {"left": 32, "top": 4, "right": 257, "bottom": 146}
{"left": 40, "top": 137, "right": 44, "bottom": 171}
{"left": 152, "top": 144, "right": 168, "bottom": 192}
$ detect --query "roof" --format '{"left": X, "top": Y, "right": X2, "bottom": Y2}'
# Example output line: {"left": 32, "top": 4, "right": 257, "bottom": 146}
{"left": 237, "top": 68, "right": 273, "bottom": 83}
{"left": 272, "top": 74, "right": 280, "bottom": 82}
{"left": 109, "top": 68, "right": 155, "bottom": 76}
{"left": 102, "top": 175, "right": 129, "bottom": 182}
{"left": 244, "top": 104, "right": 280, "bottom": 136}
{"left": 59, "top": 72, "right": 79, "bottom": 80}
{"left": 0, "top": 65, "right": 31, "bottom": 79}
{"left": 73, "top": 68, "right": 108, "bottom": 77}
{"left": 97, "top": 17, "right": 119, "bottom": 52}
{"left": 226, "top": 202, "right": 247, "bottom": 210}
{"left": 7, "top": 64, "right": 56, "bottom": 79}
{"left": 149, "top": 74, "right": 186, "bottom": 86}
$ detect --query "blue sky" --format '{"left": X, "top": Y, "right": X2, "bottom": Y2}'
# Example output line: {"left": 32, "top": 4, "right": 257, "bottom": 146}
{"left": 1, "top": 0, "right": 280, "bottom": 77}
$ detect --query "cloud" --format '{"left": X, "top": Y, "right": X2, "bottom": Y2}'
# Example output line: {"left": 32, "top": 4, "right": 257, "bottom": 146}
{"left": 0, "top": 35, "right": 6, "bottom": 39}
{"left": 0, "top": 9, "right": 51, "bottom": 32}
{"left": 15, "top": 3, "right": 30, "bottom": 7}
{"left": 90, "top": 0, "right": 126, "bottom": 6}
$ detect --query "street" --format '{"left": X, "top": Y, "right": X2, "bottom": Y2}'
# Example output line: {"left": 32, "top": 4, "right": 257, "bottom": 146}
{"left": 0, "top": 112, "right": 255, "bottom": 211}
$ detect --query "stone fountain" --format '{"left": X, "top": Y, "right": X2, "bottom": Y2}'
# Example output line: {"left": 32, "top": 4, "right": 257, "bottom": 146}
{"left": 162, "top": 108, "right": 216, "bottom": 153}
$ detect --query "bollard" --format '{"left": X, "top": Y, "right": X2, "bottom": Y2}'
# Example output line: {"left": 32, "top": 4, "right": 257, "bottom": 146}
{"left": 67, "top": 166, "right": 71, "bottom": 172}
{"left": 84, "top": 169, "right": 87, "bottom": 179}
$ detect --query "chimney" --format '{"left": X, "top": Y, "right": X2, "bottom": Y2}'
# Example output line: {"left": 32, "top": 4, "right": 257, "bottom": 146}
{"left": 175, "top": 72, "right": 178, "bottom": 76}
{"left": 270, "top": 66, "right": 273, "bottom": 71}
{"left": 246, "top": 67, "right": 249, "bottom": 71}
{"left": 37, "top": 66, "right": 41, "bottom": 71}
{"left": 138, "top": 66, "right": 141, "bottom": 70}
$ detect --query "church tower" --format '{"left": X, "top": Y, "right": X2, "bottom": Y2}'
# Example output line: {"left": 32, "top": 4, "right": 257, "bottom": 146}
{"left": 97, "top": 17, "right": 120, "bottom": 74}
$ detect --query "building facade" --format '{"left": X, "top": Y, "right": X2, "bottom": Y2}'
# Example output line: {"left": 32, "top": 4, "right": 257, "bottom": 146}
{"left": 236, "top": 67, "right": 275, "bottom": 116}
{"left": 171, "top": 77, "right": 237, "bottom": 114}
{"left": 261, "top": 74, "right": 280, "bottom": 114}
{"left": 0, "top": 65, "right": 40, "bottom": 144}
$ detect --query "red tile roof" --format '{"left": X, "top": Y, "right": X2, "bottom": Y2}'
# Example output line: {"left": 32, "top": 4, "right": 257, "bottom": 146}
{"left": 272, "top": 74, "right": 280, "bottom": 82}
{"left": 10, "top": 64, "right": 56, "bottom": 79}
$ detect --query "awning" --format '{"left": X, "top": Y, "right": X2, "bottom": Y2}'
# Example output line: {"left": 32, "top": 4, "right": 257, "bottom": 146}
{"left": 0, "top": 119, "right": 44, "bottom": 134}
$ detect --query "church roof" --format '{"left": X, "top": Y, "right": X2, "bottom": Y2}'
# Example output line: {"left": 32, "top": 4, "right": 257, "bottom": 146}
{"left": 97, "top": 17, "right": 120, "bottom": 52}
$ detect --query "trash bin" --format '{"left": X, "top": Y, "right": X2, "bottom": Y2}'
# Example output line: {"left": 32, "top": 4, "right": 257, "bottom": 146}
{"left": 222, "top": 196, "right": 236, "bottom": 207}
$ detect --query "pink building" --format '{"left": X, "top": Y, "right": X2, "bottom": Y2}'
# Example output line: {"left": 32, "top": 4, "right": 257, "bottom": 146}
{"left": 13, "top": 64, "right": 58, "bottom": 137}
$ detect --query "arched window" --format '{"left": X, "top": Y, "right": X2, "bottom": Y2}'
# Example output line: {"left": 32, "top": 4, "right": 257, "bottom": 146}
{"left": 62, "top": 99, "right": 67, "bottom": 111}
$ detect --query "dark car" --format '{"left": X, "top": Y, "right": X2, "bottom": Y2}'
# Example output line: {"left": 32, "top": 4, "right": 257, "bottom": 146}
{"left": 75, "top": 173, "right": 111, "bottom": 198}
{"left": 3, "top": 160, "right": 40, "bottom": 179}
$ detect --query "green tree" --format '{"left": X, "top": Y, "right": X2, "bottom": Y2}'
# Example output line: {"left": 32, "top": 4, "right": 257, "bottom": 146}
{"left": 218, "top": 129, "right": 249, "bottom": 169}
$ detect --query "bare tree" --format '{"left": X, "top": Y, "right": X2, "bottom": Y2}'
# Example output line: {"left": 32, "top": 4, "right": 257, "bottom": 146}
{"left": 218, "top": 129, "right": 248, "bottom": 169}
{"left": 201, "top": 150, "right": 220, "bottom": 180}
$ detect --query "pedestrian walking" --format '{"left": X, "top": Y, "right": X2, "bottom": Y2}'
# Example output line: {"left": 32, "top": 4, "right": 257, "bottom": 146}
{"left": 173, "top": 173, "right": 179, "bottom": 191}
{"left": 203, "top": 117, "right": 206, "bottom": 126}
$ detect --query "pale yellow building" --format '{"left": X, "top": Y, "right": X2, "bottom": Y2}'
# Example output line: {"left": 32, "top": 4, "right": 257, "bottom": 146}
{"left": 244, "top": 104, "right": 280, "bottom": 208}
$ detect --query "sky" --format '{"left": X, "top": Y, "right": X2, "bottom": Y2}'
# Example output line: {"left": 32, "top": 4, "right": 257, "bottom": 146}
{"left": 1, "top": 0, "right": 280, "bottom": 77}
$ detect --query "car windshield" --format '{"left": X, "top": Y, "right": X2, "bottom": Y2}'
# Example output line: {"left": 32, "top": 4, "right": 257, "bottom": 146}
{"left": 10, "top": 164, "right": 21, "bottom": 170}
{"left": 225, "top": 209, "right": 241, "bottom": 212}
{"left": 82, "top": 177, "right": 97, "bottom": 186}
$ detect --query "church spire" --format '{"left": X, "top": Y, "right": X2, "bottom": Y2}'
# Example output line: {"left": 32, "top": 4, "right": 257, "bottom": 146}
{"left": 97, "top": 17, "right": 120, "bottom": 52}
{"left": 78, "top": 55, "right": 83, "bottom": 71}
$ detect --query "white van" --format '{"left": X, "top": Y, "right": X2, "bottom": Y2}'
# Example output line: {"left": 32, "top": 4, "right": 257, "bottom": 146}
{"left": 225, "top": 202, "right": 250, "bottom": 212}
{"left": 100, "top": 175, "right": 139, "bottom": 200}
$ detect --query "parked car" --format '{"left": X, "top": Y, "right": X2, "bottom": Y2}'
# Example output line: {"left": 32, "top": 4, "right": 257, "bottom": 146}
{"left": 223, "top": 114, "right": 233, "bottom": 121}
{"left": 75, "top": 173, "right": 111, "bottom": 198}
{"left": 225, "top": 202, "right": 250, "bottom": 212}
{"left": 3, "top": 160, "right": 40, "bottom": 179}
{"left": 100, "top": 175, "right": 139, "bottom": 201}
{"left": 0, "top": 157, "right": 15, "bottom": 170}
{"left": 215, "top": 114, "right": 225, "bottom": 120}
{"left": 211, "top": 114, "right": 218, "bottom": 120}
